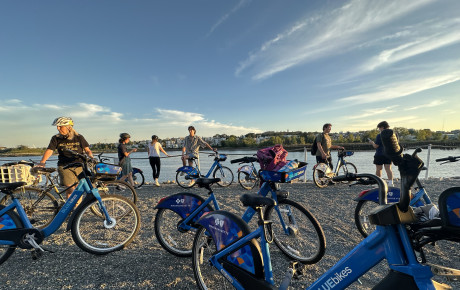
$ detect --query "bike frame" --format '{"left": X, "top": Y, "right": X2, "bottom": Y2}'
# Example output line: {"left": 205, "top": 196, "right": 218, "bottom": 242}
{"left": 0, "top": 176, "right": 110, "bottom": 245}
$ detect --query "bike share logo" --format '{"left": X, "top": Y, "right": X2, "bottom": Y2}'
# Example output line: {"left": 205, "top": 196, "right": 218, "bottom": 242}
{"left": 171, "top": 197, "right": 187, "bottom": 208}
{"left": 318, "top": 267, "right": 352, "bottom": 289}
{"left": 215, "top": 218, "right": 224, "bottom": 227}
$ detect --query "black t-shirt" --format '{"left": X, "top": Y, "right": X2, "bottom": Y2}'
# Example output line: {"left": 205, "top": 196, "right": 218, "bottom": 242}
{"left": 46, "top": 134, "right": 90, "bottom": 166}
{"left": 118, "top": 143, "right": 127, "bottom": 164}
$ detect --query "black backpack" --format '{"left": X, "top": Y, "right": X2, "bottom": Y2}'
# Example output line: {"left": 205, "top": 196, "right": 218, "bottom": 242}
{"left": 310, "top": 136, "right": 318, "bottom": 156}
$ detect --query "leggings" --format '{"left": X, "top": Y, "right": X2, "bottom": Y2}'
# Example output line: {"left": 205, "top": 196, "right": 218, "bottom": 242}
{"left": 149, "top": 156, "right": 161, "bottom": 179}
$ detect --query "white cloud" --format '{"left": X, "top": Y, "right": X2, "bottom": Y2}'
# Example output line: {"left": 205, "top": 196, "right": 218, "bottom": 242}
{"left": 236, "top": 0, "right": 433, "bottom": 80}
{"left": 404, "top": 100, "right": 446, "bottom": 111}
{"left": 207, "top": 0, "right": 251, "bottom": 37}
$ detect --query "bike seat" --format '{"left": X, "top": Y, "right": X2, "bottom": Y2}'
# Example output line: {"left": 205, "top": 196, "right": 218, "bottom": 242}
{"left": 0, "top": 182, "right": 27, "bottom": 194}
{"left": 240, "top": 194, "right": 274, "bottom": 208}
{"left": 31, "top": 167, "right": 56, "bottom": 174}
{"left": 195, "top": 178, "right": 220, "bottom": 187}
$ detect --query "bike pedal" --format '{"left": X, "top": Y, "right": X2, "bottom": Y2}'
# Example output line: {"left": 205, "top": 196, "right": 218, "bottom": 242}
{"left": 30, "top": 249, "right": 43, "bottom": 260}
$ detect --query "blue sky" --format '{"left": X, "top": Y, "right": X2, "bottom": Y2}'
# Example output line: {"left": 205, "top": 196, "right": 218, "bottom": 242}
{"left": 1, "top": 0, "right": 459, "bottom": 148}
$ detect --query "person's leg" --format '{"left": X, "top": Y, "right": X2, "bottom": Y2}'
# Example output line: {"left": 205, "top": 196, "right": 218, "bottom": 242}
{"left": 155, "top": 157, "right": 161, "bottom": 179}
{"left": 149, "top": 157, "right": 156, "bottom": 180}
{"left": 181, "top": 155, "right": 186, "bottom": 167}
{"left": 375, "top": 165, "right": 383, "bottom": 177}
{"left": 327, "top": 157, "right": 333, "bottom": 171}
{"left": 384, "top": 163, "right": 393, "bottom": 185}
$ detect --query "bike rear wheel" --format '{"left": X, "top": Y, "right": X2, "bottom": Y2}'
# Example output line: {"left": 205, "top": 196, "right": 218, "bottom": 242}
{"left": 132, "top": 169, "right": 144, "bottom": 189}
{"left": 95, "top": 180, "right": 138, "bottom": 204}
{"left": 313, "top": 164, "right": 330, "bottom": 188}
{"left": 0, "top": 187, "right": 59, "bottom": 229}
{"left": 354, "top": 200, "right": 377, "bottom": 238}
{"left": 175, "top": 171, "right": 197, "bottom": 188}
{"left": 238, "top": 171, "right": 258, "bottom": 190}
{"left": 265, "top": 199, "right": 326, "bottom": 264}
{"left": 213, "top": 166, "right": 233, "bottom": 187}
{"left": 0, "top": 205, "right": 23, "bottom": 265}
{"left": 71, "top": 195, "right": 141, "bottom": 255}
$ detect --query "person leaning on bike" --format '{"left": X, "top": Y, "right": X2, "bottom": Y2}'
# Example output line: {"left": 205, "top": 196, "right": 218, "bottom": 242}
{"left": 39, "top": 117, "right": 94, "bottom": 199}
{"left": 181, "top": 126, "right": 216, "bottom": 167}
{"left": 315, "top": 123, "right": 344, "bottom": 170}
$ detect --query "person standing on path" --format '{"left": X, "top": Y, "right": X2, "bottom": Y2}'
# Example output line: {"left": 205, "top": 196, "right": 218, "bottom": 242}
{"left": 148, "top": 135, "right": 169, "bottom": 186}
{"left": 118, "top": 133, "right": 137, "bottom": 187}
{"left": 181, "top": 126, "right": 216, "bottom": 167}
{"left": 39, "top": 117, "right": 94, "bottom": 199}
{"left": 369, "top": 121, "right": 394, "bottom": 186}
{"left": 315, "top": 123, "right": 344, "bottom": 170}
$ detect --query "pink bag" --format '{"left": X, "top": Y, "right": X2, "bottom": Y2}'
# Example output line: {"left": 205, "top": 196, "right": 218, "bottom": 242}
{"left": 256, "top": 144, "right": 288, "bottom": 171}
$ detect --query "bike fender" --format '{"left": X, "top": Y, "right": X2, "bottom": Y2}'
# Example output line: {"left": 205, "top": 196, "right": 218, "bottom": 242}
{"left": 197, "top": 210, "right": 264, "bottom": 278}
{"left": 132, "top": 167, "right": 143, "bottom": 174}
{"left": 354, "top": 187, "right": 401, "bottom": 203}
{"left": 66, "top": 194, "right": 97, "bottom": 231}
{"left": 176, "top": 166, "right": 196, "bottom": 174}
{"left": 155, "top": 192, "right": 211, "bottom": 219}
{"left": 238, "top": 165, "right": 253, "bottom": 175}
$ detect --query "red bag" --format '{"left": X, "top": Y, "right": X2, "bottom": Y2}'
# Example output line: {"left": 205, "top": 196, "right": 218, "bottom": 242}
{"left": 257, "top": 144, "right": 288, "bottom": 171}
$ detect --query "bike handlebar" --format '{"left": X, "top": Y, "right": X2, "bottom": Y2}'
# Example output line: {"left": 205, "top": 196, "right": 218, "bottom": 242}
{"left": 230, "top": 156, "right": 258, "bottom": 164}
{"left": 435, "top": 156, "right": 460, "bottom": 163}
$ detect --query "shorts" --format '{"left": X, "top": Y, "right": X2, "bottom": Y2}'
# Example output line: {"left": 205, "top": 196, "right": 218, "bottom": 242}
{"left": 58, "top": 166, "right": 83, "bottom": 186}
{"left": 374, "top": 155, "right": 392, "bottom": 165}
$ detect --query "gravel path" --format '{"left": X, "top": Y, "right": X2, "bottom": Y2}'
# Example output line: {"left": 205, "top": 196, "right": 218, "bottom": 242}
{"left": 1, "top": 178, "right": 459, "bottom": 289}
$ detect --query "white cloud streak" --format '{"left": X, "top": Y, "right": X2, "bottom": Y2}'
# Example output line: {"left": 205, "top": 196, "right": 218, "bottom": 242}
{"left": 207, "top": 0, "right": 251, "bottom": 37}
{"left": 236, "top": 0, "right": 434, "bottom": 80}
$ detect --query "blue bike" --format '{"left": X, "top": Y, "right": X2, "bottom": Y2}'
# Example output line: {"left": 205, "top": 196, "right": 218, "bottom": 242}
{"left": 191, "top": 129, "right": 460, "bottom": 289}
{"left": 0, "top": 150, "right": 141, "bottom": 264}
{"left": 175, "top": 151, "right": 233, "bottom": 188}
{"left": 154, "top": 162, "right": 326, "bottom": 264}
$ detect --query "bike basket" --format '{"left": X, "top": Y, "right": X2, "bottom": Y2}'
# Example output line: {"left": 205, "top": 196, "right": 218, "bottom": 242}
{"left": 259, "top": 162, "right": 307, "bottom": 183}
{"left": 0, "top": 164, "right": 35, "bottom": 185}
{"left": 215, "top": 154, "right": 227, "bottom": 162}
{"left": 95, "top": 163, "right": 122, "bottom": 180}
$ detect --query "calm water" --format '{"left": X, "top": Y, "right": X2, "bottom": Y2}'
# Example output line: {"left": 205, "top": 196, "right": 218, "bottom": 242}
{"left": 2, "top": 147, "right": 459, "bottom": 184}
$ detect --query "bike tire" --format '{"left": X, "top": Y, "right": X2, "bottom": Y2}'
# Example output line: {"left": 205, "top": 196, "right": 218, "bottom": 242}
{"left": 313, "top": 164, "right": 329, "bottom": 188}
{"left": 192, "top": 226, "right": 256, "bottom": 289}
{"left": 175, "top": 171, "right": 196, "bottom": 188}
{"left": 237, "top": 171, "right": 258, "bottom": 190}
{"left": 154, "top": 199, "right": 214, "bottom": 257}
{"left": 213, "top": 166, "right": 233, "bottom": 187}
{"left": 354, "top": 200, "right": 377, "bottom": 238}
{"left": 71, "top": 195, "right": 141, "bottom": 255}
{"left": 132, "top": 170, "right": 145, "bottom": 189}
{"left": 0, "top": 187, "right": 59, "bottom": 229}
{"left": 95, "top": 180, "right": 138, "bottom": 204}
{"left": 265, "top": 199, "right": 326, "bottom": 264}
{"left": 337, "top": 162, "right": 358, "bottom": 183}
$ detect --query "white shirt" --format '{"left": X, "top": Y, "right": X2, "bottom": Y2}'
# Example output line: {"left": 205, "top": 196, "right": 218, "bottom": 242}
{"left": 148, "top": 142, "right": 163, "bottom": 157}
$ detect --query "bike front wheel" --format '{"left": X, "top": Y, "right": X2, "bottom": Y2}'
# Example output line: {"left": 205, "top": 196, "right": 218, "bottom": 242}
{"left": 238, "top": 171, "right": 258, "bottom": 190}
{"left": 95, "top": 180, "right": 138, "bottom": 204}
{"left": 313, "top": 164, "right": 330, "bottom": 188}
{"left": 337, "top": 162, "right": 358, "bottom": 183}
{"left": 354, "top": 200, "right": 377, "bottom": 238}
{"left": 71, "top": 195, "right": 141, "bottom": 255}
{"left": 265, "top": 199, "right": 326, "bottom": 264}
{"left": 192, "top": 226, "right": 241, "bottom": 289}
{"left": 213, "top": 166, "right": 233, "bottom": 187}
{"left": 132, "top": 170, "right": 145, "bottom": 189}
{"left": 0, "top": 187, "right": 59, "bottom": 229}
{"left": 175, "top": 171, "right": 197, "bottom": 188}
{"left": 0, "top": 205, "right": 23, "bottom": 265}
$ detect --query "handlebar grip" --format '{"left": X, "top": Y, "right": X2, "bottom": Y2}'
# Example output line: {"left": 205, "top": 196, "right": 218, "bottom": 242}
{"left": 231, "top": 158, "right": 245, "bottom": 164}
{"left": 380, "top": 129, "right": 403, "bottom": 165}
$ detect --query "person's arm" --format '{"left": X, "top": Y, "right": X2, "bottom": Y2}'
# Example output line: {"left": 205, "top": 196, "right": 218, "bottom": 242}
{"left": 331, "top": 145, "right": 345, "bottom": 150}
{"left": 369, "top": 140, "right": 379, "bottom": 149}
{"left": 39, "top": 149, "right": 54, "bottom": 166}
{"left": 84, "top": 147, "right": 94, "bottom": 158}
{"left": 317, "top": 140, "right": 327, "bottom": 159}
{"left": 159, "top": 145, "right": 169, "bottom": 157}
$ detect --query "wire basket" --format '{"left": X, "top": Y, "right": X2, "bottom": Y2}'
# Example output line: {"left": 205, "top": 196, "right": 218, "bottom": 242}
{"left": 0, "top": 164, "right": 36, "bottom": 185}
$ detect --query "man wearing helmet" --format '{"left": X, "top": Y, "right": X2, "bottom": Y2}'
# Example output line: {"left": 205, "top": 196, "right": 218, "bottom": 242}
{"left": 39, "top": 117, "right": 94, "bottom": 198}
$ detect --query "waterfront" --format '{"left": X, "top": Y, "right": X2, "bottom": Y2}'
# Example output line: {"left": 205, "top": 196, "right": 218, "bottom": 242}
{"left": 1, "top": 147, "right": 459, "bottom": 184}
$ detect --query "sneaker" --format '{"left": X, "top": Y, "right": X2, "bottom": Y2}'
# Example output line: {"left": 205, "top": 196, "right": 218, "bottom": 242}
{"left": 388, "top": 180, "right": 394, "bottom": 187}
{"left": 155, "top": 179, "right": 160, "bottom": 187}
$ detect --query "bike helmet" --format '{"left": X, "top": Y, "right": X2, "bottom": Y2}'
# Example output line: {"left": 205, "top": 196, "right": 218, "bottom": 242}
{"left": 52, "top": 117, "right": 74, "bottom": 126}
{"left": 120, "top": 133, "right": 131, "bottom": 139}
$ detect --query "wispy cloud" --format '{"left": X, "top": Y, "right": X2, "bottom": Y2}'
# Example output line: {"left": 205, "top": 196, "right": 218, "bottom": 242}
{"left": 342, "top": 105, "right": 399, "bottom": 120}
{"left": 338, "top": 73, "right": 460, "bottom": 104}
{"left": 236, "top": 0, "right": 433, "bottom": 80}
{"left": 207, "top": 0, "right": 251, "bottom": 37}
{"left": 404, "top": 100, "right": 446, "bottom": 111}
